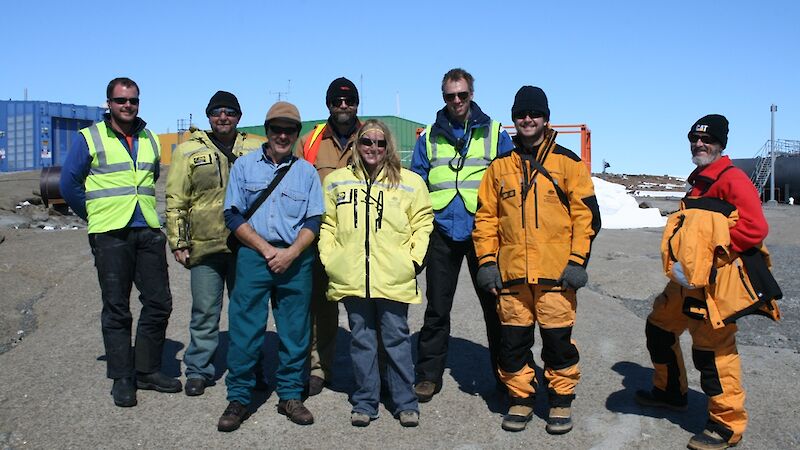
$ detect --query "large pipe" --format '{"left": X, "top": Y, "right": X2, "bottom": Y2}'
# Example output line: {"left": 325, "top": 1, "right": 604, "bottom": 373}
{"left": 769, "top": 104, "right": 778, "bottom": 204}
{"left": 40, "top": 166, "right": 64, "bottom": 208}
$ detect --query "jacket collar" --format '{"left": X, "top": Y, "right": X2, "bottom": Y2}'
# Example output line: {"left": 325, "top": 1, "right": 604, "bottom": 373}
{"left": 103, "top": 113, "right": 146, "bottom": 136}
{"left": 430, "top": 102, "right": 491, "bottom": 145}
{"left": 688, "top": 155, "right": 733, "bottom": 187}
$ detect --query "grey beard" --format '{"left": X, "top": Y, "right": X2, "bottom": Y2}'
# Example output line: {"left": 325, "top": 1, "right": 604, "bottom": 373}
{"left": 692, "top": 154, "right": 716, "bottom": 166}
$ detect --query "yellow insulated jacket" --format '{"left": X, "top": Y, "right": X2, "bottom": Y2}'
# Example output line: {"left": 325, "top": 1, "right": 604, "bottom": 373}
{"left": 165, "top": 130, "right": 265, "bottom": 266}
{"left": 473, "top": 129, "right": 600, "bottom": 286}
{"left": 319, "top": 166, "right": 433, "bottom": 304}
{"left": 661, "top": 196, "right": 781, "bottom": 328}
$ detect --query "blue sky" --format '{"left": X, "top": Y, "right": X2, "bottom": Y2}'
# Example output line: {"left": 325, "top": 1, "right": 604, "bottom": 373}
{"left": 2, "top": 0, "right": 797, "bottom": 176}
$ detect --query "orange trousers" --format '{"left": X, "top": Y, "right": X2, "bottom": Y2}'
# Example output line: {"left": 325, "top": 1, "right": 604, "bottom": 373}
{"left": 645, "top": 281, "right": 746, "bottom": 444}
{"left": 496, "top": 284, "right": 580, "bottom": 406}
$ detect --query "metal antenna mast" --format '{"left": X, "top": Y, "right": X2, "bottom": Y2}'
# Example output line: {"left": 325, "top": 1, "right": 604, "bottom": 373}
{"left": 270, "top": 80, "right": 292, "bottom": 101}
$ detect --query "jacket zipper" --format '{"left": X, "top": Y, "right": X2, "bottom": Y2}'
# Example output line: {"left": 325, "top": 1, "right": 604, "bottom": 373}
{"left": 364, "top": 181, "right": 372, "bottom": 300}
{"left": 216, "top": 154, "right": 223, "bottom": 188}
{"left": 737, "top": 263, "right": 757, "bottom": 301}
{"left": 533, "top": 179, "right": 539, "bottom": 229}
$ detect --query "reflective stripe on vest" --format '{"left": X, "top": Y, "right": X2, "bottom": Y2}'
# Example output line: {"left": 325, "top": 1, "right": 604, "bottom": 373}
{"left": 425, "top": 120, "right": 500, "bottom": 213}
{"left": 81, "top": 122, "right": 161, "bottom": 233}
{"left": 303, "top": 124, "right": 327, "bottom": 165}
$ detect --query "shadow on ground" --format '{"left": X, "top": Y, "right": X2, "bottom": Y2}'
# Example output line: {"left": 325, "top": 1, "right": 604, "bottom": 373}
{"left": 606, "top": 360, "right": 707, "bottom": 434}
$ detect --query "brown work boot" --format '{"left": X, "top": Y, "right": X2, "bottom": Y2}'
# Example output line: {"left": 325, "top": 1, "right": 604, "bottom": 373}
{"left": 501, "top": 405, "right": 533, "bottom": 432}
{"left": 307, "top": 375, "right": 325, "bottom": 396}
{"left": 217, "top": 401, "right": 250, "bottom": 432}
{"left": 414, "top": 381, "right": 438, "bottom": 403}
{"left": 278, "top": 399, "right": 314, "bottom": 425}
{"left": 687, "top": 429, "right": 737, "bottom": 450}
{"left": 545, "top": 406, "right": 573, "bottom": 435}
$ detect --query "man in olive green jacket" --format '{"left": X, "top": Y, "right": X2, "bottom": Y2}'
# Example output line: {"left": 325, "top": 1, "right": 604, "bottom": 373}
{"left": 165, "top": 91, "right": 265, "bottom": 396}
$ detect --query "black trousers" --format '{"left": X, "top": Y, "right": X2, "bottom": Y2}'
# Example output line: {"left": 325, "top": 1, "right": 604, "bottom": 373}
{"left": 89, "top": 228, "right": 173, "bottom": 379}
{"left": 415, "top": 226, "right": 502, "bottom": 385}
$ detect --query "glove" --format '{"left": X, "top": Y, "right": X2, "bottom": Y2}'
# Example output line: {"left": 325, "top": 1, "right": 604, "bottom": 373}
{"left": 558, "top": 263, "right": 588, "bottom": 290}
{"left": 670, "top": 262, "right": 695, "bottom": 288}
{"left": 476, "top": 263, "right": 503, "bottom": 293}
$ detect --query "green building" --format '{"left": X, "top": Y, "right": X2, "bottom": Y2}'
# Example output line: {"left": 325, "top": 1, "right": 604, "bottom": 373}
{"left": 240, "top": 115, "right": 424, "bottom": 167}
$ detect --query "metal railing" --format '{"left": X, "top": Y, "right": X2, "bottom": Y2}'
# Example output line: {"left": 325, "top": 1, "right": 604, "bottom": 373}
{"left": 750, "top": 139, "right": 800, "bottom": 196}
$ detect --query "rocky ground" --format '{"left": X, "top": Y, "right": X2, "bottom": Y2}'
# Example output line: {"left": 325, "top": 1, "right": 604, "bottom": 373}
{"left": 0, "top": 169, "right": 798, "bottom": 449}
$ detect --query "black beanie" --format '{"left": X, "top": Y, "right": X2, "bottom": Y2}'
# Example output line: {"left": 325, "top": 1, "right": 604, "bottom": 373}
{"left": 326, "top": 77, "right": 359, "bottom": 105}
{"left": 511, "top": 86, "right": 549, "bottom": 120}
{"left": 689, "top": 114, "right": 729, "bottom": 149}
{"left": 206, "top": 91, "right": 241, "bottom": 116}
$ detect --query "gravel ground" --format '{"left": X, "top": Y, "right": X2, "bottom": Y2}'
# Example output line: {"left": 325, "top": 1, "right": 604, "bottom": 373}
{"left": 1, "top": 169, "right": 798, "bottom": 449}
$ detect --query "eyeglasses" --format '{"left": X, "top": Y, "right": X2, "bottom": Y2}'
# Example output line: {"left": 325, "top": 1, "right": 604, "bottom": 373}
{"left": 330, "top": 97, "right": 357, "bottom": 107}
{"left": 110, "top": 97, "right": 140, "bottom": 105}
{"left": 513, "top": 110, "right": 544, "bottom": 120}
{"left": 358, "top": 137, "right": 387, "bottom": 148}
{"left": 688, "top": 133, "right": 717, "bottom": 144}
{"left": 269, "top": 125, "right": 299, "bottom": 135}
{"left": 443, "top": 91, "right": 470, "bottom": 102}
{"left": 209, "top": 107, "right": 239, "bottom": 117}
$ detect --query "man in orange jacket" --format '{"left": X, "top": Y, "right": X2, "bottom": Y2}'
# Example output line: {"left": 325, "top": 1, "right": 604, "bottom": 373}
{"left": 636, "top": 114, "right": 771, "bottom": 450}
{"left": 473, "top": 86, "right": 600, "bottom": 434}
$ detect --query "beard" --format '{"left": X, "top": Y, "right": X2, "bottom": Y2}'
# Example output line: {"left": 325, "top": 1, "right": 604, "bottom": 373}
{"left": 332, "top": 112, "right": 355, "bottom": 125}
{"left": 691, "top": 151, "right": 720, "bottom": 167}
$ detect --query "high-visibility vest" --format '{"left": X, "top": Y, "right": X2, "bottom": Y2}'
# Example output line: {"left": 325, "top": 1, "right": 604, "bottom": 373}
{"left": 81, "top": 122, "right": 161, "bottom": 233}
{"left": 425, "top": 120, "right": 500, "bottom": 213}
{"left": 302, "top": 123, "right": 327, "bottom": 165}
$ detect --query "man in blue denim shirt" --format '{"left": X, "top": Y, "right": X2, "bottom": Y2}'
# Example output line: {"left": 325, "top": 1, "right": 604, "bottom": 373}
{"left": 217, "top": 102, "right": 324, "bottom": 431}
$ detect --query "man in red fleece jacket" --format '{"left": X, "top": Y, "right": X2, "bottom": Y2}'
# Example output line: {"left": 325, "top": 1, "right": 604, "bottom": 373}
{"left": 635, "top": 114, "right": 768, "bottom": 450}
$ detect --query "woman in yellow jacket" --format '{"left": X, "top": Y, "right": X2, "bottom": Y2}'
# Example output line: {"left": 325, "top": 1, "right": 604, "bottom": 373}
{"left": 319, "top": 119, "right": 433, "bottom": 428}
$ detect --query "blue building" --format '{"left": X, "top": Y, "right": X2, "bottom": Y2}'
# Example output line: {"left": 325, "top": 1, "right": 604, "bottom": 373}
{"left": 0, "top": 100, "right": 106, "bottom": 172}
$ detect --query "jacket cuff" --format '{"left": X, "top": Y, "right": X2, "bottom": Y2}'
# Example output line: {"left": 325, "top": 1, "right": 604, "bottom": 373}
{"left": 568, "top": 254, "right": 587, "bottom": 267}
{"left": 477, "top": 252, "right": 497, "bottom": 266}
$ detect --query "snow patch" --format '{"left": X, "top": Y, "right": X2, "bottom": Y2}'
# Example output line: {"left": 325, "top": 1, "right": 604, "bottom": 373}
{"left": 593, "top": 177, "right": 667, "bottom": 229}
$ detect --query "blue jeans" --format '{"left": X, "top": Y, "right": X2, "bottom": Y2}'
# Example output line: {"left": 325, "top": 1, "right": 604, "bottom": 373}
{"left": 183, "top": 253, "right": 235, "bottom": 381}
{"left": 344, "top": 297, "right": 418, "bottom": 417}
{"left": 225, "top": 246, "right": 313, "bottom": 404}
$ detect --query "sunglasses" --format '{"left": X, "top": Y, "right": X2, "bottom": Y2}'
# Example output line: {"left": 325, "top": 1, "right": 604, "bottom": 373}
{"left": 209, "top": 107, "right": 239, "bottom": 117}
{"left": 688, "top": 133, "right": 717, "bottom": 144}
{"left": 443, "top": 91, "right": 470, "bottom": 102}
{"left": 330, "top": 97, "right": 357, "bottom": 107}
{"left": 110, "top": 97, "right": 140, "bottom": 105}
{"left": 269, "top": 125, "right": 299, "bottom": 135}
{"left": 358, "top": 137, "right": 387, "bottom": 148}
{"left": 513, "top": 110, "right": 545, "bottom": 120}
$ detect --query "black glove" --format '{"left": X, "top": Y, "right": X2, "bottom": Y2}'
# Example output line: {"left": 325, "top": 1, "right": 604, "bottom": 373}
{"left": 476, "top": 263, "right": 503, "bottom": 293}
{"left": 558, "top": 263, "right": 588, "bottom": 291}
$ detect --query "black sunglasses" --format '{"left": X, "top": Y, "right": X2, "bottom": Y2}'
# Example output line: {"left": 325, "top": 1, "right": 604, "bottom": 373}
{"left": 512, "top": 110, "right": 545, "bottom": 120}
{"left": 443, "top": 91, "right": 470, "bottom": 102}
{"left": 330, "top": 97, "right": 357, "bottom": 107}
{"left": 269, "top": 125, "right": 299, "bottom": 135}
{"left": 358, "top": 137, "right": 387, "bottom": 148}
{"left": 209, "top": 107, "right": 239, "bottom": 117}
{"left": 688, "top": 133, "right": 717, "bottom": 144}
{"left": 110, "top": 97, "right": 140, "bottom": 105}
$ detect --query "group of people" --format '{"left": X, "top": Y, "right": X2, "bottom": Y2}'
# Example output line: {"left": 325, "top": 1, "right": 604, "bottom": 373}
{"left": 58, "top": 69, "right": 779, "bottom": 450}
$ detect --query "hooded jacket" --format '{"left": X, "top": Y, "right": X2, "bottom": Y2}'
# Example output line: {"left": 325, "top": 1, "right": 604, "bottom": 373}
{"left": 319, "top": 166, "right": 433, "bottom": 304}
{"left": 473, "top": 128, "right": 601, "bottom": 286}
{"left": 165, "top": 130, "right": 265, "bottom": 266}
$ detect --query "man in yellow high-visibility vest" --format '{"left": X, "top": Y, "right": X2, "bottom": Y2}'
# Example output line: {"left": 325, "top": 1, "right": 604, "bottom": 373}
{"left": 411, "top": 68, "right": 514, "bottom": 403}
{"left": 60, "top": 77, "right": 181, "bottom": 408}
